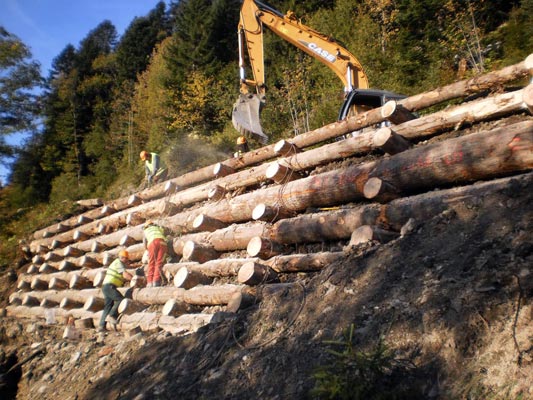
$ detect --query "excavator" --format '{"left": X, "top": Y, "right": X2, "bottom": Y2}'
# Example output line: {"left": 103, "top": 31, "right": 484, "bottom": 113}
{"left": 232, "top": 0, "right": 406, "bottom": 143}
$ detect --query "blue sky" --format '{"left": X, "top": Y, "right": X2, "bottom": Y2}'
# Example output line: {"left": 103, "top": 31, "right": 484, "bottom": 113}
{"left": 1, "top": 0, "right": 164, "bottom": 183}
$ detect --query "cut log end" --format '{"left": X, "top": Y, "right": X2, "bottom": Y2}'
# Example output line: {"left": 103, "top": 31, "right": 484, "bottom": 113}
{"left": 213, "top": 162, "right": 235, "bottom": 177}
{"left": 238, "top": 262, "right": 278, "bottom": 286}
{"left": 363, "top": 177, "right": 400, "bottom": 202}
{"left": 208, "top": 185, "right": 226, "bottom": 201}
{"left": 192, "top": 214, "right": 226, "bottom": 232}
{"left": 247, "top": 236, "right": 284, "bottom": 259}
{"left": 265, "top": 163, "right": 300, "bottom": 184}
{"left": 274, "top": 139, "right": 301, "bottom": 156}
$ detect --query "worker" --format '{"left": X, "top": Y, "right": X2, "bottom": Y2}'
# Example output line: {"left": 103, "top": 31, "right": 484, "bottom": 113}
{"left": 140, "top": 150, "right": 167, "bottom": 186}
{"left": 143, "top": 220, "right": 168, "bottom": 287}
{"left": 234, "top": 136, "right": 249, "bottom": 158}
{"left": 98, "top": 249, "right": 132, "bottom": 332}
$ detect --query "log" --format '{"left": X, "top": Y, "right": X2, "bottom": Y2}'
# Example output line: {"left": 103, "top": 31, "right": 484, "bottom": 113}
{"left": 252, "top": 203, "right": 292, "bottom": 222}
{"left": 161, "top": 299, "right": 196, "bottom": 317}
{"left": 119, "top": 235, "right": 137, "bottom": 247}
{"left": 60, "top": 298, "right": 84, "bottom": 310}
{"left": 40, "top": 298, "right": 59, "bottom": 308}
{"left": 127, "top": 195, "right": 144, "bottom": 207}
{"left": 9, "top": 293, "right": 22, "bottom": 305}
{"left": 208, "top": 185, "right": 226, "bottom": 201}
{"left": 391, "top": 86, "right": 531, "bottom": 140}
{"left": 274, "top": 139, "right": 302, "bottom": 156}
{"left": 164, "top": 259, "right": 252, "bottom": 279}
{"left": 130, "top": 287, "right": 186, "bottom": 305}
{"left": 247, "top": 237, "right": 285, "bottom": 259}
{"left": 92, "top": 271, "right": 106, "bottom": 287}
{"left": 6, "top": 305, "right": 101, "bottom": 326}
{"left": 78, "top": 255, "right": 101, "bottom": 268}
{"left": 100, "top": 205, "right": 116, "bottom": 217}
{"left": 30, "top": 277, "right": 49, "bottom": 291}
{"left": 17, "top": 279, "right": 31, "bottom": 291}
{"left": 237, "top": 262, "right": 278, "bottom": 286}
{"left": 21, "top": 295, "right": 40, "bottom": 307}
{"left": 70, "top": 274, "right": 93, "bottom": 290}
{"left": 129, "top": 275, "right": 146, "bottom": 289}
{"left": 345, "top": 225, "right": 400, "bottom": 249}
{"left": 266, "top": 252, "right": 344, "bottom": 273}
{"left": 381, "top": 101, "right": 418, "bottom": 124}
{"left": 164, "top": 181, "right": 179, "bottom": 195}
{"left": 44, "top": 251, "right": 62, "bottom": 262}
{"left": 226, "top": 291, "right": 256, "bottom": 313}
{"left": 363, "top": 177, "right": 400, "bottom": 202}
{"left": 182, "top": 284, "right": 243, "bottom": 306}
{"left": 73, "top": 230, "right": 91, "bottom": 242}
{"left": 63, "top": 245, "right": 84, "bottom": 258}
{"left": 182, "top": 241, "right": 221, "bottom": 263}
{"left": 58, "top": 260, "right": 76, "bottom": 272}
{"left": 83, "top": 296, "right": 105, "bottom": 312}
{"left": 158, "top": 200, "right": 181, "bottom": 216}
{"left": 192, "top": 214, "right": 227, "bottom": 232}
{"left": 366, "top": 120, "right": 533, "bottom": 198}
{"left": 173, "top": 267, "right": 213, "bottom": 289}
{"left": 372, "top": 127, "right": 412, "bottom": 155}
{"left": 38, "top": 263, "right": 57, "bottom": 274}
{"left": 118, "top": 299, "right": 146, "bottom": 315}
{"left": 32, "top": 254, "right": 43, "bottom": 265}
{"left": 265, "top": 163, "right": 302, "bottom": 184}
{"left": 90, "top": 241, "right": 108, "bottom": 253}
{"left": 126, "top": 213, "right": 145, "bottom": 226}
{"left": 213, "top": 163, "right": 235, "bottom": 178}
{"left": 27, "top": 264, "right": 39, "bottom": 274}
{"left": 77, "top": 215, "right": 93, "bottom": 225}
{"left": 48, "top": 277, "right": 69, "bottom": 290}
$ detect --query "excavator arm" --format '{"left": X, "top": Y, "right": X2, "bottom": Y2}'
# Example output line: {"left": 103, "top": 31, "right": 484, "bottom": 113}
{"left": 232, "top": 0, "right": 370, "bottom": 142}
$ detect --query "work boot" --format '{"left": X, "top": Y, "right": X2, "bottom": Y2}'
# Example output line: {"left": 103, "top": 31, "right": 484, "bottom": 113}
{"left": 153, "top": 281, "right": 161, "bottom": 287}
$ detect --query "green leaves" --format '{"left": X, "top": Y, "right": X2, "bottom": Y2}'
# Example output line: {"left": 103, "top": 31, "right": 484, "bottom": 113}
{"left": 0, "top": 28, "right": 43, "bottom": 140}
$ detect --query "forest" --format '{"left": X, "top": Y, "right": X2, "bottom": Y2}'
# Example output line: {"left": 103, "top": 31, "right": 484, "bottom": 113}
{"left": 0, "top": 0, "right": 532, "bottom": 266}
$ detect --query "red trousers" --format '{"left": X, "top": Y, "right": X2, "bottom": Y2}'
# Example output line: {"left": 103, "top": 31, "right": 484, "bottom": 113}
{"left": 147, "top": 238, "right": 167, "bottom": 285}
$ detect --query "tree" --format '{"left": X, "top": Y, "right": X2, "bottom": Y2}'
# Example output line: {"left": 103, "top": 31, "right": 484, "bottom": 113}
{"left": 115, "top": 1, "right": 171, "bottom": 82}
{"left": 0, "top": 27, "right": 43, "bottom": 157}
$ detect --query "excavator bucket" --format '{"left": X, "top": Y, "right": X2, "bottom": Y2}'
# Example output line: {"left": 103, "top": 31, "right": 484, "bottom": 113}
{"left": 232, "top": 93, "right": 268, "bottom": 144}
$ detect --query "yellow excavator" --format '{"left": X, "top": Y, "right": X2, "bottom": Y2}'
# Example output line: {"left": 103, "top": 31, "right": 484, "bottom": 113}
{"left": 232, "top": 0, "right": 405, "bottom": 143}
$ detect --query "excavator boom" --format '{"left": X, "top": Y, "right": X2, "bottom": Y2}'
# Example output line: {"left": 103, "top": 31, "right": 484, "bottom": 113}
{"left": 232, "top": 0, "right": 372, "bottom": 142}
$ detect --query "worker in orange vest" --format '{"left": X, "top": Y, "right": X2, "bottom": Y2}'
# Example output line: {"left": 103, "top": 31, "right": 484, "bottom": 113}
{"left": 140, "top": 150, "right": 167, "bottom": 186}
{"left": 234, "top": 136, "right": 249, "bottom": 158}
{"left": 142, "top": 221, "right": 168, "bottom": 287}
{"left": 98, "top": 249, "right": 132, "bottom": 332}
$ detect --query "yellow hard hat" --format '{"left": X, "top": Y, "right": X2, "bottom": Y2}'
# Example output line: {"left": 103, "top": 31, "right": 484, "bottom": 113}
{"left": 237, "top": 136, "right": 247, "bottom": 145}
{"left": 118, "top": 249, "right": 129, "bottom": 259}
{"left": 140, "top": 150, "right": 149, "bottom": 160}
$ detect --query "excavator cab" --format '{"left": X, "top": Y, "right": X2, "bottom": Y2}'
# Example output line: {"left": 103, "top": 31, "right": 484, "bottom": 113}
{"left": 337, "top": 89, "right": 407, "bottom": 138}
